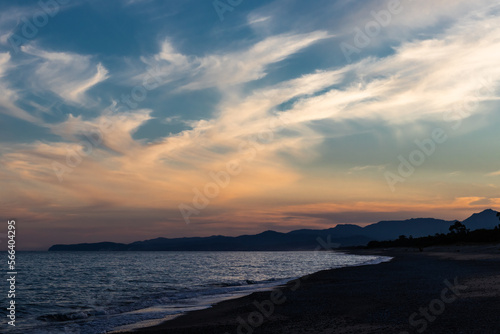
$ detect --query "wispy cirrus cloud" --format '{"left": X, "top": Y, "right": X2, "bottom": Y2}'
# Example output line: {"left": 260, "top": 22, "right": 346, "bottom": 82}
{"left": 0, "top": 8, "right": 28, "bottom": 47}
{"left": 292, "top": 14, "right": 500, "bottom": 126}
{"left": 49, "top": 109, "right": 152, "bottom": 154}
{"left": 137, "top": 31, "right": 331, "bottom": 91}
{"left": 0, "top": 52, "right": 40, "bottom": 123}
{"left": 21, "top": 45, "right": 109, "bottom": 106}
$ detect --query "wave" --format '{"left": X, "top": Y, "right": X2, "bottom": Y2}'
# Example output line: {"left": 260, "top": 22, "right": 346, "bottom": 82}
{"left": 357, "top": 256, "right": 393, "bottom": 266}
{"left": 38, "top": 311, "right": 94, "bottom": 322}
{"left": 205, "top": 277, "right": 282, "bottom": 288}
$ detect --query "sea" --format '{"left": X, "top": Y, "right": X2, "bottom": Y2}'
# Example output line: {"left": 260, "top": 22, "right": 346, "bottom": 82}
{"left": 1, "top": 251, "right": 392, "bottom": 333}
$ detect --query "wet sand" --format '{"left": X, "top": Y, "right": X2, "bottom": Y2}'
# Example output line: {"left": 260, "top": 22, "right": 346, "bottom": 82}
{"left": 122, "top": 245, "right": 500, "bottom": 334}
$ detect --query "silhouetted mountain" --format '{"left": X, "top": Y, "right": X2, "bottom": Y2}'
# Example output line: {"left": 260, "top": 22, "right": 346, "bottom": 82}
{"left": 49, "top": 232, "right": 371, "bottom": 251}
{"left": 362, "top": 218, "right": 453, "bottom": 240}
{"left": 462, "top": 209, "right": 500, "bottom": 230}
{"left": 48, "top": 209, "right": 499, "bottom": 251}
{"left": 368, "top": 211, "right": 500, "bottom": 248}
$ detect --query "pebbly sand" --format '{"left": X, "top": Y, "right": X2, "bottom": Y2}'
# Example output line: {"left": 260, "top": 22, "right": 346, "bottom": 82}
{"left": 120, "top": 245, "right": 500, "bottom": 334}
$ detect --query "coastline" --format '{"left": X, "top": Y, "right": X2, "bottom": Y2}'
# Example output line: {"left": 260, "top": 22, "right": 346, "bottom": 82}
{"left": 118, "top": 245, "right": 500, "bottom": 334}
{"left": 110, "top": 252, "right": 391, "bottom": 333}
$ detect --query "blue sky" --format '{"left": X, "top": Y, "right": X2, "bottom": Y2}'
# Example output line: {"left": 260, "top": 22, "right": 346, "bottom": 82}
{"left": 1, "top": 0, "right": 500, "bottom": 249}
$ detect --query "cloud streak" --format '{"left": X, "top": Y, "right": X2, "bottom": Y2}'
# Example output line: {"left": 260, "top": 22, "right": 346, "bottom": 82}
{"left": 21, "top": 45, "right": 109, "bottom": 105}
{"left": 137, "top": 31, "right": 331, "bottom": 91}
{"left": 0, "top": 52, "right": 40, "bottom": 123}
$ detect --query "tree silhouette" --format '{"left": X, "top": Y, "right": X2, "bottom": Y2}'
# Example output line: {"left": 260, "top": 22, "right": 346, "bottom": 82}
{"left": 368, "top": 214, "right": 500, "bottom": 249}
{"left": 448, "top": 221, "right": 469, "bottom": 235}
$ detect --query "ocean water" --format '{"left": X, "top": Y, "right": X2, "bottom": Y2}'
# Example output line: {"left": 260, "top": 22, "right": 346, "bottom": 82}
{"left": 1, "top": 251, "right": 391, "bottom": 333}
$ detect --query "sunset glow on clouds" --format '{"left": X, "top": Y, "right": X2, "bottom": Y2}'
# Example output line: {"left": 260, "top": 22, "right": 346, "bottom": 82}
{"left": 1, "top": 0, "right": 500, "bottom": 249}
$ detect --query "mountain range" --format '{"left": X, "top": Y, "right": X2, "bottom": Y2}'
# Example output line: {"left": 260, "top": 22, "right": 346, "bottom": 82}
{"left": 48, "top": 209, "right": 500, "bottom": 251}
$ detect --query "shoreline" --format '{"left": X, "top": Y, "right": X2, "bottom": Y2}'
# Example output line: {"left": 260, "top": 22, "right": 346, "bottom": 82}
{"left": 110, "top": 252, "right": 391, "bottom": 333}
{"left": 118, "top": 244, "right": 500, "bottom": 334}
{"left": 108, "top": 279, "right": 293, "bottom": 334}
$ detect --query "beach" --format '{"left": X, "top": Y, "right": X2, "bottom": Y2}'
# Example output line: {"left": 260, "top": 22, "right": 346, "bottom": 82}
{"left": 122, "top": 245, "right": 500, "bottom": 334}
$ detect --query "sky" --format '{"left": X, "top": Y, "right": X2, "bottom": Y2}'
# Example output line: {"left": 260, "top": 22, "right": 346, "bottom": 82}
{"left": 1, "top": 0, "right": 500, "bottom": 250}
